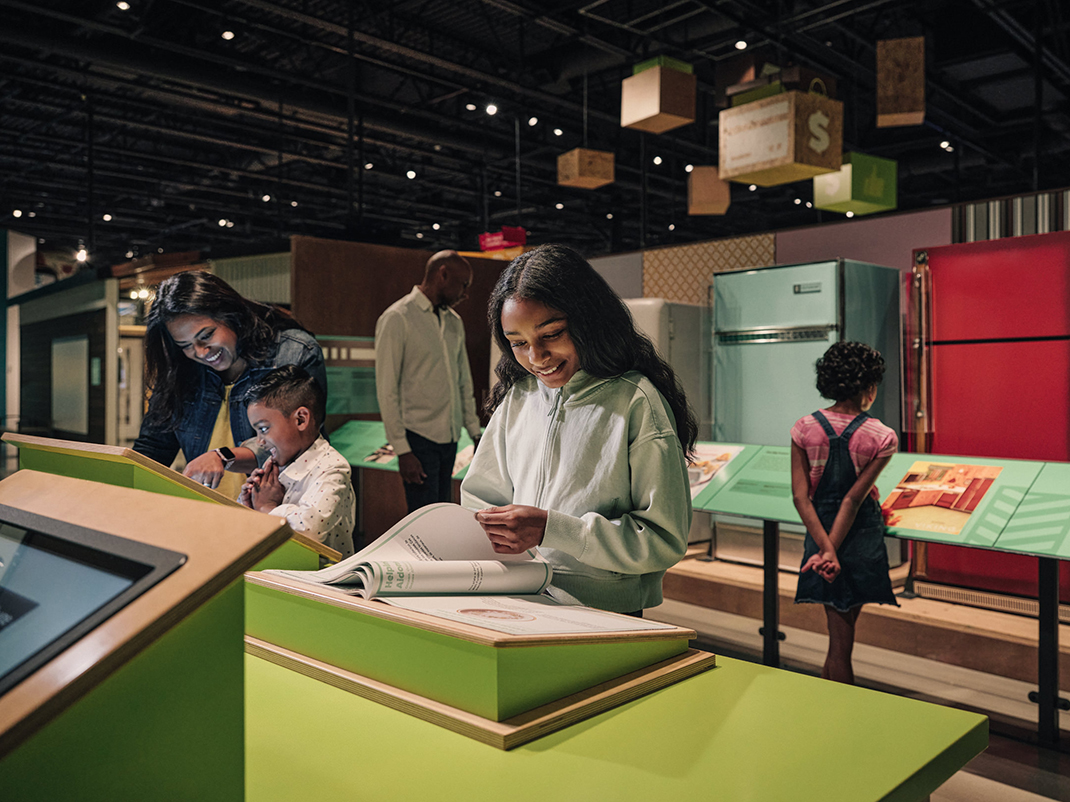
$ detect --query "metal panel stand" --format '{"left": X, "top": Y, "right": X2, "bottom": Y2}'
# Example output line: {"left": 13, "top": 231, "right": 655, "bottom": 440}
{"left": 1037, "top": 557, "right": 1060, "bottom": 747}
{"left": 762, "top": 519, "right": 781, "bottom": 667}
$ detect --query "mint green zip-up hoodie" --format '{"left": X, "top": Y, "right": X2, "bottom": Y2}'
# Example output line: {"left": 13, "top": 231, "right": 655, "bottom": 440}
{"left": 460, "top": 369, "right": 692, "bottom": 612}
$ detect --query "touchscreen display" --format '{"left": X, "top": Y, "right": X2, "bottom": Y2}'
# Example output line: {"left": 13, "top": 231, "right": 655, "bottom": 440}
{"left": 0, "top": 521, "right": 182, "bottom": 694}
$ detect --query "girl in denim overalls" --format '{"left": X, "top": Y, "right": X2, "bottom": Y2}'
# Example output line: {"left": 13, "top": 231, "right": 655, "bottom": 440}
{"left": 791, "top": 341, "right": 899, "bottom": 684}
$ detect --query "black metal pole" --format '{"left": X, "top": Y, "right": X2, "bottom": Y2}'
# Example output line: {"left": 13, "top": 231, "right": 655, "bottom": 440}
{"left": 1037, "top": 556, "right": 1059, "bottom": 747}
{"left": 763, "top": 519, "right": 780, "bottom": 667}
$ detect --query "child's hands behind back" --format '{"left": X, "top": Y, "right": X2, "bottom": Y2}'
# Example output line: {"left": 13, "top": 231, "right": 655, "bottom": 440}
{"left": 802, "top": 549, "right": 841, "bottom": 583}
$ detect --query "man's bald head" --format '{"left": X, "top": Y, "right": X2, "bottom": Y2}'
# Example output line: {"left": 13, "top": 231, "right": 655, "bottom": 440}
{"left": 422, "top": 250, "right": 473, "bottom": 308}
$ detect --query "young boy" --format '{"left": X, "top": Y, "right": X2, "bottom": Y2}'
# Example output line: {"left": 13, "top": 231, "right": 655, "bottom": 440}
{"left": 239, "top": 365, "right": 356, "bottom": 558}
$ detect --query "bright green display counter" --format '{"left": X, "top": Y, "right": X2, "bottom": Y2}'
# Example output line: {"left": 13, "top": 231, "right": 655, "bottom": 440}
{"left": 245, "top": 651, "right": 987, "bottom": 802}
{"left": 688, "top": 442, "right": 763, "bottom": 512}
{"left": 992, "top": 462, "right": 1070, "bottom": 559}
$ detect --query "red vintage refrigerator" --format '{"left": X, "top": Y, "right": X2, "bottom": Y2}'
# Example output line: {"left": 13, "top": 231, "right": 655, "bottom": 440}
{"left": 909, "top": 230, "right": 1070, "bottom": 602}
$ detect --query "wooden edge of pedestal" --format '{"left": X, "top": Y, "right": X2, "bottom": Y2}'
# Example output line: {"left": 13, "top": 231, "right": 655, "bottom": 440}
{"left": 244, "top": 571, "right": 698, "bottom": 648}
{"left": 0, "top": 432, "right": 341, "bottom": 563}
{"left": 245, "top": 635, "right": 717, "bottom": 750}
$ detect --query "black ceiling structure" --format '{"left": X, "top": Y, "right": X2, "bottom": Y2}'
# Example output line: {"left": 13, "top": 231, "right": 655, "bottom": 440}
{"left": 1, "top": 0, "right": 1069, "bottom": 268}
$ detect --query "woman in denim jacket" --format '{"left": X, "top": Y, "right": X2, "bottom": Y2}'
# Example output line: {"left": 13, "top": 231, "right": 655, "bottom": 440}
{"left": 132, "top": 271, "right": 326, "bottom": 498}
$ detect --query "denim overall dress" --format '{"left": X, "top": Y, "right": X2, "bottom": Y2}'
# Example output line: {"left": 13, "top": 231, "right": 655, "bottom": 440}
{"left": 795, "top": 411, "right": 899, "bottom": 612}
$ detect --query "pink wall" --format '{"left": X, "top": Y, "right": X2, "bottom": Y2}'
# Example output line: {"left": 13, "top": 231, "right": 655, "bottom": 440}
{"left": 775, "top": 208, "right": 953, "bottom": 271}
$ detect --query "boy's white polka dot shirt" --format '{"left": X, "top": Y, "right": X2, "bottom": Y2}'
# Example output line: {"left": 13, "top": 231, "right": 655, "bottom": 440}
{"left": 271, "top": 435, "right": 356, "bottom": 558}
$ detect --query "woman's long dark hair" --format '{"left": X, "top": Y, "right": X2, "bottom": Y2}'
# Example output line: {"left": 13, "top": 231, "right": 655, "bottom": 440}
{"left": 142, "top": 270, "right": 310, "bottom": 430}
{"left": 487, "top": 244, "right": 697, "bottom": 456}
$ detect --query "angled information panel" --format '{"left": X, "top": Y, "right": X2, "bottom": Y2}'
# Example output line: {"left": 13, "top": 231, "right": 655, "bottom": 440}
{"left": 693, "top": 445, "right": 800, "bottom": 524}
{"left": 878, "top": 452, "right": 1043, "bottom": 549}
{"left": 991, "top": 462, "right": 1070, "bottom": 559}
{"left": 330, "top": 419, "right": 479, "bottom": 480}
{"left": 1, "top": 433, "right": 340, "bottom": 567}
{"left": 688, "top": 442, "right": 763, "bottom": 512}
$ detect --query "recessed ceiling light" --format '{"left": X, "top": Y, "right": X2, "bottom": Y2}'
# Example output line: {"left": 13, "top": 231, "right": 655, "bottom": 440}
{"left": 291, "top": 200, "right": 298, "bottom": 207}
{"left": 76, "top": 248, "right": 88, "bottom": 262}
{"left": 685, "top": 164, "right": 694, "bottom": 173}
{"left": 668, "top": 223, "right": 675, "bottom": 231}
{"left": 846, "top": 211, "right": 855, "bottom": 218}
{"left": 364, "top": 162, "right": 373, "bottom": 170}
{"left": 102, "top": 213, "right": 112, "bottom": 221}
{"left": 606, "top": 213, "right": 613, "bottom": 220}
{"left": 652, "top": 156, "right": 662, "bottom": 165}
{"left": 555, "top": 203, "right": 564, "bottom": 210}
{"left": 493, "top": 190, "right": 502, "bottom": 197}
{"left": 12, "top": 209, "right": 22, "bottom": 218}
{"left": 486, "top": 104, "right": 498, "bottom": 116}
{"left": 126, "top": 250, "right": 134, "bottom": 259}
{"left": 528, "top": 116, "right": 538, "bottom": 127}
{"left": 226, "top": 220, "right": 234, "bottom": 227}
{"left": 794, "top": 198, "right": 801, "bottom": 205}
{"left": 735, "top": 40, "right": 747, "bottom": 50}
{"left": 432, "top": 223, "right": 441, "bottom": 230}
{"left": 553, "top": 128, "right": 563, "bottom": 137}
{"left": 116, "top": 1, "right": 131, "bottom": 10}
{"left": 129, "top": 290, "right": 139, "bottom": 300}
{"left": 749, "top": 184, "right": 757, "bottom": 191}
{"left": 416, "top": 232, "right": 424, "bottom": 238}
{"left": 27, "top": 211, "right": 34, "bottom": 217}
{"left": 218, "top": 218, "right": 228, "bottom": 227}
{"left": 221, "top": 30, "right": 235, "bottom": 40}
{"left": 940, "top": 140, "right": 950, "bottom": 149}
{"left": 466, "top": 103, "right": 477, "bottom": 111}
{"left": 406, "top": 170, "right": 417, "bottom": 179}
{"left": 262, "top": 194, "right": 271, "bottom": 202}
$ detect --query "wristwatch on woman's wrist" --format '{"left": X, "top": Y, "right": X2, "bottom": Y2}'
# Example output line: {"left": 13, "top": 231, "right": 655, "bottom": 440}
{"left": 214, "top": 447, "right": 237, "bottom": 470}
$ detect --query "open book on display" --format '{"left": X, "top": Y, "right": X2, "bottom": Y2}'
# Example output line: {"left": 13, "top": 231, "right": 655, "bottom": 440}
{"left": 264, "top": 503, "right": 551, "bottom": 599}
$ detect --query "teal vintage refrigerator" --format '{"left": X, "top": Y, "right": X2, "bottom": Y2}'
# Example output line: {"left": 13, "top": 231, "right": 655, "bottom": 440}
{"left": 711, "top": 259, "right": 903, "bottom": 568}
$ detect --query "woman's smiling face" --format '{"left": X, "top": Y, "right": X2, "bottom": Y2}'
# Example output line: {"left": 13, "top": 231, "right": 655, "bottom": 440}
{"left": 166, "top": 314, "right": 245, "bottom": 382}
{"left": 501, "top": 297, "right": 580, "bottom": 389}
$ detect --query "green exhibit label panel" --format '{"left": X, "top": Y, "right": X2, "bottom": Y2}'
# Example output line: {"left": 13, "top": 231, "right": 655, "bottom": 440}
{"left": 878, "top": 453, "right": 1042, "bottom": 548}
{"left": 696, "top": 445, "right": 800, "bottom": 524}
{"left": 688, "top": 442, "right": 762, "bottom": 513}
{"left": 992, "top": 462, "right": 1070, "bottom": 559}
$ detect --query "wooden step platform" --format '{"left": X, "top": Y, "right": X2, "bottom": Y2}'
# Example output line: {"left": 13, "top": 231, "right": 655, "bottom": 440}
{"left": 663, "top": 547, "right": 1070, "bottom": 690}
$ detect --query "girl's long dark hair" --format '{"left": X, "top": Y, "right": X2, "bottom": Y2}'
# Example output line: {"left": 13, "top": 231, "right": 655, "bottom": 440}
{"left": 487, "top": 244, "right": 697, "bottom": 456}
{"left": 142, "top": 270, "right": 310, "bottom": 430}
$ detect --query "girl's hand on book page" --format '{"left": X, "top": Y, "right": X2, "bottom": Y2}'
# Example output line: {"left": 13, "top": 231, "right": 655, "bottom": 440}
{"left": 476, "top": 505, "right": 547, "bottom": 554}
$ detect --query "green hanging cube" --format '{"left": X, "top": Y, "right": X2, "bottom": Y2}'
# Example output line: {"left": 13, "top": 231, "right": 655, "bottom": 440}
{"left": 813, "top": 151, "right": 897, "bottom": 215}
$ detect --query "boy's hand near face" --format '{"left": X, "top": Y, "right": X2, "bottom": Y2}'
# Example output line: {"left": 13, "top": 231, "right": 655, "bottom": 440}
{"left": 248, "top": 457, "right": 285, "bottom": 513}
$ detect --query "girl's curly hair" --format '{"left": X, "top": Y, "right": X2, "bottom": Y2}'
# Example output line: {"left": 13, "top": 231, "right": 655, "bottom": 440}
{"left": 815, "top": 341, "right": 886, "bottom": 402}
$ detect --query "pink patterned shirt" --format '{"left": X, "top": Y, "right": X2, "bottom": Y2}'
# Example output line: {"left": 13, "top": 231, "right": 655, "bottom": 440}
{"left": 790, "top": 410, "right": 898, "bottom": 499}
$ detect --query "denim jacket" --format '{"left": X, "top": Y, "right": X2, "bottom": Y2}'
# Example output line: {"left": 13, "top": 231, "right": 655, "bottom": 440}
{"left": 132, "top": 329, "right": 326, "bottom": 468}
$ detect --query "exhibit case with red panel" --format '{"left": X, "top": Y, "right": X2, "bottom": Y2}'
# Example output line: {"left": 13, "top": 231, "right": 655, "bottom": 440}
{"left": 906, "top": 230, "right": 1070, "bottom": 605}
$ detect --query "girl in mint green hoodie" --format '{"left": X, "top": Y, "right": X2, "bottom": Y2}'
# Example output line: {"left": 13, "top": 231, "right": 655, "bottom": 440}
{"left": 462, "top": 245, "right": 696, "bottom": 614}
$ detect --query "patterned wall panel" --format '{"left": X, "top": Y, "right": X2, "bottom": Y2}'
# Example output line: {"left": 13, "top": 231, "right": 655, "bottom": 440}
{"left": 642, "top": 234, "right": 776, "bottom": 304}
{"left": 209, "top": 252, "right": 291, "bottom": 304}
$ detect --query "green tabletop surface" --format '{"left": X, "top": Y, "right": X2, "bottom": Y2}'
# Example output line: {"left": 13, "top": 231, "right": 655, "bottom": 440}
{"left": 330, "top": 420, "right": 478, "bottom": 479}
{"left": 991, "top": 461, "right": 1070, "bottom": 559}
{"left": 694, "top": 445, "right": 801, "bottom": 524}
{"left": 878, "top": 452, "right": 1043, "bottom": 549}
{"left": 245, "top": 652, "right": 987, "bottom": 802}
{"left": 689, "top": 442, "right": 763, "bottom": 513}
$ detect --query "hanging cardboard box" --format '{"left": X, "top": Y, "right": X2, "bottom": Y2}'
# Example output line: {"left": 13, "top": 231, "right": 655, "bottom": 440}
{"left": 688, "top": 167, "right": 731, "bottom": 215}
{"left": 557, "top": 148, "right": 615, "bottom": 189}
{"left": 718, "top": 90, "right": 842, "bottom": 186}
{"left": 877, "top": 37, "right": 925, "bottom": 127}
{"left": 813, "top": 152, "right": 897, "bottom": 216}
{"left": 620, "top": 63, "right": 696, "bottom": 134}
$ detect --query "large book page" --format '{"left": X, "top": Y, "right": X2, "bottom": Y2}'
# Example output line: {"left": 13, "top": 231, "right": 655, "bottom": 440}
{"left": 264, "top": 503, "right": 551, "bottom": 599}
{"left": 383, "top": 595, "right": 676, "bottom": 635}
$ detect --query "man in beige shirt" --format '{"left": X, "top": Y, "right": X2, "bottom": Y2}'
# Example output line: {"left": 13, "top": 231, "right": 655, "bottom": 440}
{"left": 375, "top": 250, "right": 482, "bottom": 512}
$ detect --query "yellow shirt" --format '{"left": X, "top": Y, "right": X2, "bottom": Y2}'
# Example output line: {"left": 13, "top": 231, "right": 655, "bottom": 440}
{"left": 207, "top": 384, "right": 247, "bottom": 500}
